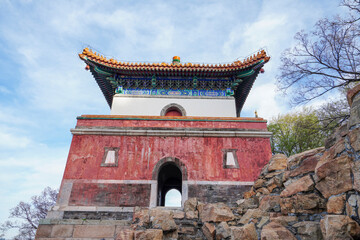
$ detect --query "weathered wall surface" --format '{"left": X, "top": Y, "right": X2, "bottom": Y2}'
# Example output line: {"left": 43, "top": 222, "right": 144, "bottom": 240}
{"left": 69, "top": 182, "right": 151, "bottom": 207}
{"left": 63, "top": 135, "right": 270, "bottom": 181}
{"left": 188, "top": 184, "right": 251, "bottom": 207}
{"left": 55, "top": 116, "right": 271, "bottom": 209}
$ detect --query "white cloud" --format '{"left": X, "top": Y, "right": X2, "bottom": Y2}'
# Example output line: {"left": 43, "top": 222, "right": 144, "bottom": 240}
{"left": 0, "top": 143, "right": 67, "bottom": 236}
{"left": 0, "top": 128, "right": 32, "bottom": 148}
{"left": 0, "top": 85, "right": 11, "bottom": 94}
{"left": 243, "top": 82, "right": 286, "bottom": 120}
{"left": 0, "top": 105, "right": 34, "bottom": 126}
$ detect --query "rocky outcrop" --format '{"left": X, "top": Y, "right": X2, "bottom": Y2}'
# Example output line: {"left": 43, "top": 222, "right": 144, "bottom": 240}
{"left": 236, "top": 84, "right": 360, "bottom": 239}
{"left": 320, "top": 215, "right": 360, "bottom": 240}
{"left": 200, "top": 203, "right": 234, "bottom": 223}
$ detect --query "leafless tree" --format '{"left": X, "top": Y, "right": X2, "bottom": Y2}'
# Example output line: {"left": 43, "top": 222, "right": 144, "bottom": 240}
{"left": 343, "top": 0, "right": 360, "bottom": 23}
{"left": 0, "top": 187, "right": 58, "bottom": 240}
{"left": 277, "top": 0, "right": 359, "bottom": 105}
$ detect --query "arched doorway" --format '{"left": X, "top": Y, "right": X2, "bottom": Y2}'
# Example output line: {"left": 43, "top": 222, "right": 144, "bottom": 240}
{"left": 157, "top": 163, "right": 182, "bottom": 206}
{"left": 150, "top": 157, "right": 188, "bottom": 207}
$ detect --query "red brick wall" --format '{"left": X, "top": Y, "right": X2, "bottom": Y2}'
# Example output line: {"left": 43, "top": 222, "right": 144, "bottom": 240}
{"left": 58, "top": 117, "right": 271, "bottom": 208}
{"left": 69, "top": 183, "right": 150, "bottom": 207}
{"left": 62, "top": 118, "right": 271, "bottom": 182}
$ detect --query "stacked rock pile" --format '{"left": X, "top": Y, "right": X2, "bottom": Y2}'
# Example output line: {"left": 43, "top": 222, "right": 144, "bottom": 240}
{"left": 229, "top": 84, "right": 360, "bottom": 239}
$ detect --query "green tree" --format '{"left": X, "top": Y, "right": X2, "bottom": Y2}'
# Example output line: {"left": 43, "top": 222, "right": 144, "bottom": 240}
{"left": 268, "top": 108, "right": 326, "bottom": 156}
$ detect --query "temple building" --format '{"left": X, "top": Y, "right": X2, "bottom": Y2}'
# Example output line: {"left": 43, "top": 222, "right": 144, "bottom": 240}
{"left": 49, "top": 48, "right": 272, "bottom": 220}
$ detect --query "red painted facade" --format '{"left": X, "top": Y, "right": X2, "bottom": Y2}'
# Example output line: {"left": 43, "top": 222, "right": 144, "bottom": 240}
{"left": 63, "top": 116, "right": 271, "bottom": 182}
{"left": 57, "top": 115, "right": 272, "bottom": 208}
{"left": 64, "top": 134, "right": 271, "bottom": 181}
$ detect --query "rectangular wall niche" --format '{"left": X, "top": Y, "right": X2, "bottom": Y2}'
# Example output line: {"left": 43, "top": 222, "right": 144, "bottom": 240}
{"left": 101, "top": 147, "right": 119, "bottom": 167}
{"left": 222, "top": 149, "right": 239, "bottom": 169}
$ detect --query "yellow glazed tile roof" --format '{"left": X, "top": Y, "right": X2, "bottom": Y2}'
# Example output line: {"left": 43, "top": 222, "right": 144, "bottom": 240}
{"left": 78, "top": 48, "right": 270, "bottom": 73}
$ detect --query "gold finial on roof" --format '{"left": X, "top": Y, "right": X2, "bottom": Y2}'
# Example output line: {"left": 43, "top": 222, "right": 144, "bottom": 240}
{"left": 255, "top": 110, "right": 258, "bottom": 118}
{"left": 172, "top": 56, "right": 180, "bottom": 65}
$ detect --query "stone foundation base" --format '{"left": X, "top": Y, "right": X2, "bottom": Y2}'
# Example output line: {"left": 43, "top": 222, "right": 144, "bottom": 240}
{"left": 36, "top": 208, "right": 205, "bottom": 240}
{"left": 35, "top": 219, "right": 131, "bottom": 239}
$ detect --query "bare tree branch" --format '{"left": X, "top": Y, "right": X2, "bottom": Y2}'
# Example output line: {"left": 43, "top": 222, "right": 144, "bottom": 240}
{"left": 342, "top": 0, "right": 360, "bottom": 23}
{"left": 277, "top": 5, "right": 359, "bottom": 106}
{"left": 0, "top": 187, "right": 58, "bottom": 240}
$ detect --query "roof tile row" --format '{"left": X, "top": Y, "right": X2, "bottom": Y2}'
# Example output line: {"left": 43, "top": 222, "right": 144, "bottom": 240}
{"left": 79, "top": 48, "right": 270, "bottom": 72}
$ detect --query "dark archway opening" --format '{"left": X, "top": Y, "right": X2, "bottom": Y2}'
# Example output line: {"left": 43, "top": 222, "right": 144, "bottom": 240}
{"left": 157, "top": 163, "right": 182, "bottom": 206}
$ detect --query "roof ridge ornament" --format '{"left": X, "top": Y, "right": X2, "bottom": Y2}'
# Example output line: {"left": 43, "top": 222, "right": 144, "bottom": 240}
{"left": 172, "top": 56, "right": 180, "bottom": 65}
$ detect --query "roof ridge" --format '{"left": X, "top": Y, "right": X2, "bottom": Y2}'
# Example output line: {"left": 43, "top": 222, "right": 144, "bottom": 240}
{"left": 79, "top": 48, "right": 270, "bottom": 70}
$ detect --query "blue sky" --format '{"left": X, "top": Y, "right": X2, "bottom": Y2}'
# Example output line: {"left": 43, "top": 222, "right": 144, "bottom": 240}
{"left": 0, "top": 0, "right": 345, "bottom": 237}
